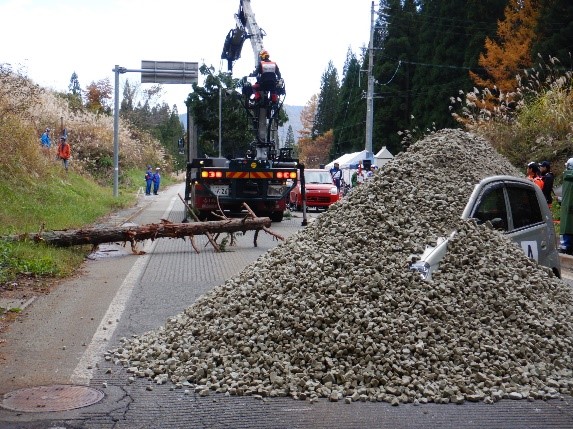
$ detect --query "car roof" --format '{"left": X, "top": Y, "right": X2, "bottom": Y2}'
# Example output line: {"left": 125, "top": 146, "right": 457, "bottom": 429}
{"left": 475, "top": 175, "right": 531, "bottom": 186}
{"left": 461, "top": 175, "right": 545, "bottom": 220}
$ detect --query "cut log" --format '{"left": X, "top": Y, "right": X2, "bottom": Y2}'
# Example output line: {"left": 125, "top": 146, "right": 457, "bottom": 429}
{"left": 3, "top": 217, "right": 272, "bottom": 250}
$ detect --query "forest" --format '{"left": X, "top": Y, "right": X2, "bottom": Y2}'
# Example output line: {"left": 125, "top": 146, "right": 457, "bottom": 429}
{"left": 297, "top": 0, "right": 572, "bottom": 169}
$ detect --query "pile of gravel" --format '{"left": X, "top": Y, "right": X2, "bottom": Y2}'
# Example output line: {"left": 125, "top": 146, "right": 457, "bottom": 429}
{"left": 110, "top": 129, "right": 573, "bottom": 404}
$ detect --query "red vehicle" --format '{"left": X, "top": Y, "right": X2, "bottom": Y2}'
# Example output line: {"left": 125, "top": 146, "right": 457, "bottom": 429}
{"left": 289, "top": 169, "right": 342, "bottom": 211}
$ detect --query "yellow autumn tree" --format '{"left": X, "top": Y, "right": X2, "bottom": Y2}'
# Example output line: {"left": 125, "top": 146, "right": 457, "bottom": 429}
{"left": 84, "top": 78, "right": 113, "bottom": 115}
{"left": 297, "top": 95, "right": 333, "bottom": 168}
{"left": 299, "top": 130, "right": 334, "bottom": 168}
{"left": 470, "top": 0, "right": 541, "bottom": 93}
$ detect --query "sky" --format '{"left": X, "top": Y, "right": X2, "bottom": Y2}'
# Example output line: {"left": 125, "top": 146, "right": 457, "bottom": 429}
{"left": 0, "top": 0, "right": 372, "bottom": 112}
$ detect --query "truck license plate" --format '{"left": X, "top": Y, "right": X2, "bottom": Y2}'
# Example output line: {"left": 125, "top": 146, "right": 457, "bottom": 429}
{"left": 211, "top": 185, "right": 229, "bottom": 196}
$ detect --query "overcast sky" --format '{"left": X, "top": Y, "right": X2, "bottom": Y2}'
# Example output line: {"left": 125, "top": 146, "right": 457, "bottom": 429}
{"left": 1, "top": 0, "right": 372, "bottom": 111}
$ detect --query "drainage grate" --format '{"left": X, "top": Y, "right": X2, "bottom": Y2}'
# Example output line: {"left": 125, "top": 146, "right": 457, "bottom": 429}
{"left": 1, "top": 385, "right": 104, "bottom": 413}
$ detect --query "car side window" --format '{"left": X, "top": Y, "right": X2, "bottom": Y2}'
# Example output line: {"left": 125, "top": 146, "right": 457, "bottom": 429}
{"left": 507, "top": 186, "right": 543, "bottom": 229}
{"left": 473, "top": 187, "right": 508, "bottom": 231}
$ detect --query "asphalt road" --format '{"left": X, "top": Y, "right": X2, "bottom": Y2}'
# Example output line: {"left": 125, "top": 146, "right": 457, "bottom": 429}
{"left": 0, "top": 182, "right": 572, "bottom": 429}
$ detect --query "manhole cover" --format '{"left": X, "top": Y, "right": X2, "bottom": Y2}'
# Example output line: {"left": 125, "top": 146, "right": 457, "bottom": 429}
{"left": 1, "top": 385, "right": 104, "bottom": 413}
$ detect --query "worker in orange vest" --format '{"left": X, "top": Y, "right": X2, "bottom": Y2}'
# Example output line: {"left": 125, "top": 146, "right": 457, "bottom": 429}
{"left": 526, "top": 162, "right": 543, "bottom": 189}
{"left": 57, "top": 136, "right": 71, "bottom": 172}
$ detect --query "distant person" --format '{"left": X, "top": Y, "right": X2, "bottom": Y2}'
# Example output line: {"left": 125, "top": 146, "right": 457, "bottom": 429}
{"left": 144, "top": 165, "right": 153, "bottom": 196}
{"left": 251, "top": 49, "right": 282, "bottom": 104}
{"left": 356, "top": 164, "right": 365, "bottom": 185}
{"left": 560, "top": 158, "right": 573, "bottom": 254}
{"left": 56, "top": 136, "right": 71, "bottom": 172}
{"left": 351, "top": 170, "right": 358, "bottom": 188}
{"left": 329, "top": 162, "right": 342, "bottom": 192}
{"left": 526, "top": 162, "right": 543, "bottom": 189}
{"left": 40, "top": 128, "right": 51, "bottom": 155}
{"left": 539, "top": 160, "right": 554, "bottom": 207}
{"left": 366, "top": 166, "right": 376, "bottom": 179}
{"left": 152, "top": 167, "right": 161, "bottom": 195}
{"left": 351, "top": 164, "right": 365, "bottom": 187}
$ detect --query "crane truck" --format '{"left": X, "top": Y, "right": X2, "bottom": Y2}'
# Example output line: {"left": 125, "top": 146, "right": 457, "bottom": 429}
{"left": 184, "top": 0, "right": 299, "bottom": 222}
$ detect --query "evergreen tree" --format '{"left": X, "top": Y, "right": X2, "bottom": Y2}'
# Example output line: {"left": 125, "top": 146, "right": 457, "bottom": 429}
{"left": 186, "top": 64, "right": 252, "bottom": 159}
{"left": 410, "top": 0, "right": 504, "bottom": 131}
{"left": 332, "top": 48, "right": 366, "bottom": 158}
{"left": 313, "top": 61, "right": 340, "bottom": 137}
{"left": 533, "top": 0, "right": 573, "bottom": 65}
{"left": 66, "top": 71, "right": 83, "bottom": 111}
{"left": 157, "top": 105, "right": 186, "bottom": 170}
{"left": 372, "top": 0, "right": 419, "bottom": 155}
{"left": 284, "top": 125, "right": 295, "bottom": 148}
{"left": 68, "top": 72, "right": 81, "bottom": 96}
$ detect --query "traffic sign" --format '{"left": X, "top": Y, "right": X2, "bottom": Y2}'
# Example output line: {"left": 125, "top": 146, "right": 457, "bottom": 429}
{"left": 140, "top": 61, "right": 198, "bottom": 84}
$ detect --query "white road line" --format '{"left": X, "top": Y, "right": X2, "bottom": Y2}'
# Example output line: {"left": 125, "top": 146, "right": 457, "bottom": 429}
{"left": 71, "top": 195, "right": 178, "bottom": 385}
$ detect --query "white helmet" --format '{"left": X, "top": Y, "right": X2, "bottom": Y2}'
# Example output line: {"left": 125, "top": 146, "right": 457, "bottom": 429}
{"left": 566, "top": 158, "right": 573, "bottom": 170}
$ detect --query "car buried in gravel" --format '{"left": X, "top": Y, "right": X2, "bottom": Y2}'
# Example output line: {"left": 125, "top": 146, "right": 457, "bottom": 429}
{"left": 410, "top": 175, "right": 561, "bottom": 281}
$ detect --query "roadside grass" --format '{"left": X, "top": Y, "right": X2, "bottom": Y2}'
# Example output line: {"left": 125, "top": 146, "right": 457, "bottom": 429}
{"left": 0, "top": 166, "right": 147, "bottom": 284}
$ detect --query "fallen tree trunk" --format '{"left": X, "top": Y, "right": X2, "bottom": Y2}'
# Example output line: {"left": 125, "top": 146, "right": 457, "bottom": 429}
{"left": 3, "top": 217, "right": 272, "bottom": 251}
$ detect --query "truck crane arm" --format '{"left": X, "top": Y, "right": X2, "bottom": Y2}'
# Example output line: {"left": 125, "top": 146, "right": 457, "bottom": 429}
{"left": 221, "top": 0, "right": 266, "bottom": 73}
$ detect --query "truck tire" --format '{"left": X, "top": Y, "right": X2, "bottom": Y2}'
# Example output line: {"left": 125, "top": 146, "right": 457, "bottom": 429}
{"left": 197, "top": 210, "right": 211, "bottom": 221}
{"left": 269, "top": 211, "right": 284, "bottom": 222}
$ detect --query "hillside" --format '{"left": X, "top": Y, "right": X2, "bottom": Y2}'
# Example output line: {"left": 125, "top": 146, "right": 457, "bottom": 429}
{"left": 279, "top": 104, "right": 303, "bottom": 146}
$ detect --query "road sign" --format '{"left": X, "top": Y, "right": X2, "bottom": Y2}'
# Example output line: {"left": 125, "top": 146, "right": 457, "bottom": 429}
{"left": 140, "top": 61, "right": 198, "bottom": 84}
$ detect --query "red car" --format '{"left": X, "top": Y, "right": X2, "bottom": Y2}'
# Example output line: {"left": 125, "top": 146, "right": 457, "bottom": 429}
{"left": 289, "top": 169, "right": 342, "bottom": 211}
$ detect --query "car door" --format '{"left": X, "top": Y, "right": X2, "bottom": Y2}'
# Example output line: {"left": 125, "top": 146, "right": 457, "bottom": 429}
{"left": 504, "top": 183, "right": 556, "bottom": 270}
{"left": 464, "top": 177, "right": 560, "bottom": 277}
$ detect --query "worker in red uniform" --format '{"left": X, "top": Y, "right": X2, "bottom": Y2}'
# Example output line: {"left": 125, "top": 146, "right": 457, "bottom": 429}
{"left": 251, "top": 49, "right": 282, "bottom": 104}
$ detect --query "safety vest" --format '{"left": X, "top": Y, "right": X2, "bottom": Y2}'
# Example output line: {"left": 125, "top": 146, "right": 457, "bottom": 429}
{"left": 261, "top": 61, "right": 277, "bottom": 74}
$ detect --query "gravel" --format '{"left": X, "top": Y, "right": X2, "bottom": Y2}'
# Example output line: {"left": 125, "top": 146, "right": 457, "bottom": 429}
{"left": 110, "top": 128, "right": 573, "bottom": 404}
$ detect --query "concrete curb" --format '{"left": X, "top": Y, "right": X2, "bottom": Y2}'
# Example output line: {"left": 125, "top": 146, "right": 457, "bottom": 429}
{"left": 559, "top": 253, "right": 573, "bottom": 271}
{"left": 0, "top": 296, "right": 36, "bottom": 312}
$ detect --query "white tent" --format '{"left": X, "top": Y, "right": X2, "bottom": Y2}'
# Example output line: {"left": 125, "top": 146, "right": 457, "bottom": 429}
{"left": 324, "top": 150, "right": 375, "bottom": 170}
{"left": 324, "top": 150, "right": 376, "bottom": 187}
{"left": 374, "top": 146, "right": 394, "bottom": 168}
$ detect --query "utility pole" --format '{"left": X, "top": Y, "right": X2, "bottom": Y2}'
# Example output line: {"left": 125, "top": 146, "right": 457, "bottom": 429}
{"left": 365, "top": 1, "right": 375, "bottom": 153}
{"left": 219, "top": 86, "right": 222, "bottom": 158}
{"left": 111, "top": 61, "right": 198, "bottom": 197}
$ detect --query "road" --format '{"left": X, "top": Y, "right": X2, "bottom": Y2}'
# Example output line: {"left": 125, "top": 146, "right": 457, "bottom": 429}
{"left": 0, "top": 182, "right": 572, "bottom": 429}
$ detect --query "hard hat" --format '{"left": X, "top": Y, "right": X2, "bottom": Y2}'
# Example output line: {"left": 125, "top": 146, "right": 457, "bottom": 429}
{"left": 566, "top": 158, "right": 573, "bottom": 170}
{"left": 259, "top": 49, "right": 269, "bottom": 60}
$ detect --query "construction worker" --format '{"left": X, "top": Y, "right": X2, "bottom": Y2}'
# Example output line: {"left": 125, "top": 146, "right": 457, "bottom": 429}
{"left": 57, "top": 135, "right": 71, "bottom": 172}
{"left": 251, "top": 49, "right": 282, "bottom": 104}
{"left": 526, "top": 162, "right": 544, "bottom": 189}
{"left": 539, "top": 160, "right": 554, "bottom": 207}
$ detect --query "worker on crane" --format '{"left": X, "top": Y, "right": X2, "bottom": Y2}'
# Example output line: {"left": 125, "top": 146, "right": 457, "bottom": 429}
{"left": 251, "top": 49, "right": 282, "bottom": 104}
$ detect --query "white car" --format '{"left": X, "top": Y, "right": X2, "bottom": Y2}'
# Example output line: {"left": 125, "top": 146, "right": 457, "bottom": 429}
{"left": 410, "top": 175, "right": 561, "bottom": 280}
